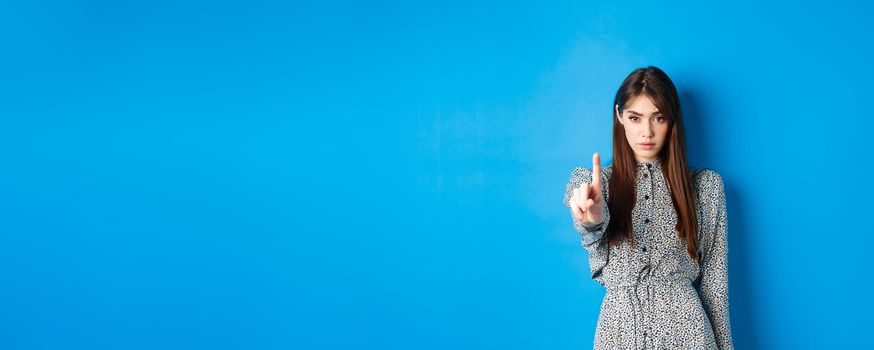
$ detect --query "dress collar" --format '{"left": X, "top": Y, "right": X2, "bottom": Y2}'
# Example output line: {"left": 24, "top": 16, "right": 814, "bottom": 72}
{"left": 636, "top": 157, "right": 662, "bottom": 169}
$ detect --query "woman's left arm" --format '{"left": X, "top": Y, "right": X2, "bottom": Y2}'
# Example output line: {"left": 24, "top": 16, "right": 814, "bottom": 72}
{"left": 697, "top": 171, "right": 734, "bottom": 350}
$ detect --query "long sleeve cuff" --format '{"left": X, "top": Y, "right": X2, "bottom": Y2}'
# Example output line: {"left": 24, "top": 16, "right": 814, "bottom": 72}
{"left": 573, "top": 214, "right": 607, "bottom": 246}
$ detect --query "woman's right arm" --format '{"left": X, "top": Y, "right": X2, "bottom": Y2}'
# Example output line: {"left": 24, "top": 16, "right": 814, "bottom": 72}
{"left": 563, "top": 166, "right": 610, "bottom": 244}
{"left": 563, "top": 165, "right": 611, "bottom": 284}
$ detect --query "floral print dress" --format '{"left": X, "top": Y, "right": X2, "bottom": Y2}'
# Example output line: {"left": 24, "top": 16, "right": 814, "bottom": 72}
{"left": 562, "top": 158, "right": 734, "bottom": 350}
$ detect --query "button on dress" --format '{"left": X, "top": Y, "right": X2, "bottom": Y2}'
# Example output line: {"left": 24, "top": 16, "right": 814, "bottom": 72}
{"left": 562, "top": 158, "right": 734, "bottom": 350}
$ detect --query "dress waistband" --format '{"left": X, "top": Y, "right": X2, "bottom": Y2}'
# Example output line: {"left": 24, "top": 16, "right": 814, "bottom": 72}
{"left": 604, "top": 275, "right": 694, "bottom": 290}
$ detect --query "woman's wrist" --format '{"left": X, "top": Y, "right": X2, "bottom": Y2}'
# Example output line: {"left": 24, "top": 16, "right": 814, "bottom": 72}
{"left": 582, "top": 219, "right": 604, "bottom": 230}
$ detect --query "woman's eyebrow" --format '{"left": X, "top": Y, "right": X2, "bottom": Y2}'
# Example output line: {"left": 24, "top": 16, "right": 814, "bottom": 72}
{"left": 626, "top": 110, "right": 661, "bottom": 116}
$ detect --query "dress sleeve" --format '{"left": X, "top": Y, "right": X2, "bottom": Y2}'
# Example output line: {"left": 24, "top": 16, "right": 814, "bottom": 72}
{"left": 694, "top": 170, "right": 734, "bottom": 350}
{"left": 563, "top": 166, "right": 610, "bottom": 284}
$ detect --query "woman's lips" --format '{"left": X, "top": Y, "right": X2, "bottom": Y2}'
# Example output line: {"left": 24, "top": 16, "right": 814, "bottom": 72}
{"left": 640, "top": 143, "right": 655, "bottom": 150}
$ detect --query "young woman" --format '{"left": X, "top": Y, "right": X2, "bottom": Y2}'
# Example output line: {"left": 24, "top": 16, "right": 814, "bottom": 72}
{"left": 563, "top": 66, "right": 733, "bottom": 349}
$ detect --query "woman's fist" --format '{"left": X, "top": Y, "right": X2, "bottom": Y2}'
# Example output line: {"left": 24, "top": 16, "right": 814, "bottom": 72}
{"left": 569, "top": 152, "right": 605, "bottom": 227}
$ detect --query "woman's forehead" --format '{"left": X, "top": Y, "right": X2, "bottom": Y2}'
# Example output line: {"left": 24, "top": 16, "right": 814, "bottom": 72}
{"left": 624, "top": 95, "right": 661, "bottom": 114}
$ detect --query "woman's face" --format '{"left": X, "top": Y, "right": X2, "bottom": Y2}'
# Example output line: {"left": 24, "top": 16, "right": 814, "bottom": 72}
{"left": 615, "top": 94, "right": 669, "bottom": 163}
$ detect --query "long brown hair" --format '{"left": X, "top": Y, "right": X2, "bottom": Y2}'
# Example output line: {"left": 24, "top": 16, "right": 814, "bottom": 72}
{"left": 605, "top": 66, "right": 700, "bottom": 262}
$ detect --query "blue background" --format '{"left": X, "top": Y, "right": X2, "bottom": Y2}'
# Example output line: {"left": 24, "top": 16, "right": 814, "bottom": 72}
{"left": 1, "top": 1, "right": 872, "bottom": 349}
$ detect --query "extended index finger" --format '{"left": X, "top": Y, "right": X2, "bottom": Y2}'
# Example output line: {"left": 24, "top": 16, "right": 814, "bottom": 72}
{"left": 592, "top": 152, "right": 602, "bottom": 189}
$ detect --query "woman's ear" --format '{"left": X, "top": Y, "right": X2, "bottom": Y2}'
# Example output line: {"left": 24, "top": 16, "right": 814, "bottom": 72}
{"left": 615, "top": 104, "right": 622, "bottom": 125}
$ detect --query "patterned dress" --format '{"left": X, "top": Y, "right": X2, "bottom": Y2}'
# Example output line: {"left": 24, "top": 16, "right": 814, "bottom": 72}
{"left": 562, "top": 158, "right": 734, "bottom": 350}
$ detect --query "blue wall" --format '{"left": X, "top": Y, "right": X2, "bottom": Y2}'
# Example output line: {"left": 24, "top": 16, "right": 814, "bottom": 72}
{"left": 1, "top": 1, "right": 871, "bottom": 349}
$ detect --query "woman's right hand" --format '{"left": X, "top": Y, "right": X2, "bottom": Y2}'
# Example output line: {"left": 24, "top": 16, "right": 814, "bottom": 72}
{"left": 569, "top": 152, "right": 605, "bottom": 227}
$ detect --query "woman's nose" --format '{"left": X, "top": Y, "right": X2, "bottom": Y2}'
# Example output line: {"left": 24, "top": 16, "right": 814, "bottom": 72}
{"left": 642, "top": 121, "right": 654, "bottom": 136}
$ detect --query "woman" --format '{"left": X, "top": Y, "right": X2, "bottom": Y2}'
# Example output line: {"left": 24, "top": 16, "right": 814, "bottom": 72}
{"left": 563, "top": 66, "right": 733, "bottom": 349}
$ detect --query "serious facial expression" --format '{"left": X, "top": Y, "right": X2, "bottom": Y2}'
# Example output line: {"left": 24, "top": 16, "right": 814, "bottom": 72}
{"left": 615, "top": 95, "right": 669, "bottom": 163}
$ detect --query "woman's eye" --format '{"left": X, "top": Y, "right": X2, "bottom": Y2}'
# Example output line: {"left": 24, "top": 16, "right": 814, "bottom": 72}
{"left": 655, "top": 116, "right": 665, "bottom": 123}
{"left": 629, "top": 116, "right": 639, "bottom": 121}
